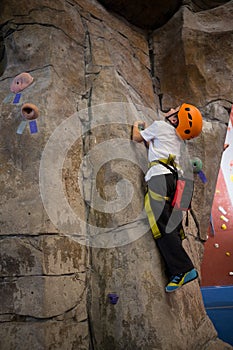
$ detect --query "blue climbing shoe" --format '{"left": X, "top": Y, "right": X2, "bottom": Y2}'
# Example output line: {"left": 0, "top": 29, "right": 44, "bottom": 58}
{"left": 165, "top": 268, "right": 198, "bottom": 293}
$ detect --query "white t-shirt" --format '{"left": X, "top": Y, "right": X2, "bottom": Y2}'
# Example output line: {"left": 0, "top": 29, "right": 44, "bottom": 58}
{"left": 141, "top": 120, "right": 182, "bottom": 182}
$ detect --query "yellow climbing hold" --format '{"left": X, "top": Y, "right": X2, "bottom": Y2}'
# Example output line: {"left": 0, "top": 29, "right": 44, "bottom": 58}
{"left": 226, "top": 252, "right": 231, "bottom": 257}
{"left": 221, "top": 224, "right": 227, "bottom": 230}
{"left": 220, "top": 215, "right": 229, "bottom": 222}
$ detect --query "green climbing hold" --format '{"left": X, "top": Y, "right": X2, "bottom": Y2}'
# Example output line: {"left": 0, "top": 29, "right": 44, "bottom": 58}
{"left": 191, "top": 157, "right": 202, "bottom": 173}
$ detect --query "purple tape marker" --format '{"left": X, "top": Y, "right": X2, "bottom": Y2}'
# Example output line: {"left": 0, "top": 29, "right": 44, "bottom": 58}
{"left": 198, "top": 170, "right": 207, "bottom": 183}
{"left": 29, "top": 120, "right": 38, "bottom": 134}
{"left": 13, "top": 93, "right": 21, "bottom": 104}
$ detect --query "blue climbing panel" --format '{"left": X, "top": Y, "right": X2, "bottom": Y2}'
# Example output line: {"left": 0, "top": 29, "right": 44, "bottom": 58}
{"left": 201, "top": 286, "right": 233, "bottom": 346}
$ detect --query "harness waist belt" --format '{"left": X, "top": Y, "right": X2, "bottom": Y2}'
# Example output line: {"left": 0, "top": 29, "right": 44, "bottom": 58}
{"left": 148, "top": 154, "right": 177, "bottom": 169}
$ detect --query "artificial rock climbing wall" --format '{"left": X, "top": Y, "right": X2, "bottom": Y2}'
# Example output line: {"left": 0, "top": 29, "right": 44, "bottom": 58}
{"left": 0, "top": 0, "right": 233, "bottom": 349}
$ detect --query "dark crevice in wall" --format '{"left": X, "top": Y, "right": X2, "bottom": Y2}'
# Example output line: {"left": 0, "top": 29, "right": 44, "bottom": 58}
{"left": 0, "top": 233, "right": 59, "bottom": 239}
{"left": 147, "top": 31, "right": 162, "bottom": 109}
{"left": 83, "top": 87, "right": 96, "bottom": 350}
{"left": 0, "top": 309, "right": 88, "bottom": 323}
{"left": 0, "top": 272, "right": 86, "bottom": 278}
{"left": 0, "top": 30, "right": 7, "bottom": 77}
{"left": 147, "top": 32, "right": 154, "bottom": 78}
{"left": 80, "top": 15, "right": 96, "bottom": 350}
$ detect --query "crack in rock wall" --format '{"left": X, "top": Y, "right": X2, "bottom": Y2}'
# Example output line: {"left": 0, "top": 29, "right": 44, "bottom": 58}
{"left": 0, "top": 0, "right": 233, "bottom": 349}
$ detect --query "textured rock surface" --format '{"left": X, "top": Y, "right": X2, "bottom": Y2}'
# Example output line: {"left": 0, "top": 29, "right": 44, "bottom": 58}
{"left": 0, "top": 0, "right": 233, "bottom": 349}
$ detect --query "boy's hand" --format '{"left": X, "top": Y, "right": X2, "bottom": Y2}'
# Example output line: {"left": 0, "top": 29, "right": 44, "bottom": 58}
{"left": 132, "top": 121, "right": 147, "bottom": 142}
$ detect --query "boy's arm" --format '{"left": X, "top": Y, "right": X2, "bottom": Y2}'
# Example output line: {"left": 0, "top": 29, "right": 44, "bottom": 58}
{"left": 132, "top": 121, "right": 147, "bottom": 142}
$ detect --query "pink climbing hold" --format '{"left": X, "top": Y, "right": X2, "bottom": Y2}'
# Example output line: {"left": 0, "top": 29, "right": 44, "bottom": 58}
{"left": 10, "top": 72, "right": 34, "bottom": 93}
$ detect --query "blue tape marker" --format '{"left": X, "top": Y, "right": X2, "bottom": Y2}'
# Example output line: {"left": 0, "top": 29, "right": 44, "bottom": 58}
{"left": 209, "top": 213, "right": 215, "bottom": 236}
{"left": 13, "top": 93, "right": 21, "bottom": 104}
{"left": 198, "top": 170, "right": 207, "bottom": 183}
{"left": 29, "top": 120, "right": 38, "bottom": 134}
{"left": 16, "top": 120, "right": 27, "bottom": 134}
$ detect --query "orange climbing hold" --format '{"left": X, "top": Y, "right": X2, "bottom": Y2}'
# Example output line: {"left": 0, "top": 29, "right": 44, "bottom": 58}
{"left": 21, "top": 103, "right": 39, "bottom": 120}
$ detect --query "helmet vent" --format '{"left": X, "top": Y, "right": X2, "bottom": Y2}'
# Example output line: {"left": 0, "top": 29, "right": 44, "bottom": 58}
{"left": 184, "top": 129, "right": 190, "bottom": 134}
{"left": 185, "top": 107, "right": 191, "bottom": 111}
{"left": 188, "top": 113, "right": 193, "bottom": 127}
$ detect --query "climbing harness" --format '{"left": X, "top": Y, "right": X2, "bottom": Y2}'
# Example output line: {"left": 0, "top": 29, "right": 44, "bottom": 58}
{"left": 144, "top": 187, "right": 186, "bottom": 240}
{"left": 148, "top": 153, "right": 177, "bottom": 170}
{"left": 147, "top": 154, "right": 178, "bottom": 206}
{"left": 144, "top": 154, "right": 194, "bottom": 239}
{"left": 145, "top": 154, "right": 176, "bottom": 239}
{"left": 145, "top": 191, "right": 161, "bottom": 239}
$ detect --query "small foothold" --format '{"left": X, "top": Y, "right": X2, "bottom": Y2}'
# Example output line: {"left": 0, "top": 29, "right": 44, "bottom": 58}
{"left": 21, "top": 103, "right": 39, "bottom": 120}
{"left": 214, "top": 243, "right": 219, "bottom": 248}
{"left": 220, "top": 215, "right": 229, "bottom": 223}
{"left": 229, "top": 272, "right": 233, "bottom": 276}
{"left": 218, "top": 206, "right": 227, "bottom": 215}
{"left": 221, "top": 224, "right": 227, "bottom": 230}
{"left": 108, "top": 293, "right": 119, "bottom": 305}
{"left": 226, "top": 252, "right": 231, "bottom": 257}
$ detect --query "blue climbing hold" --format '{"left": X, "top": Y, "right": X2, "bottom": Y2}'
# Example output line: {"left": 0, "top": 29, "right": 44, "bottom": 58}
{"left": 108, "top": 293, "right": 119, "bottom": 305}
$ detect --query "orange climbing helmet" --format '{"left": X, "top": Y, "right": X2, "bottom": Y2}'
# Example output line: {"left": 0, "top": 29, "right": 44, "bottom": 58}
{"left": 176, "top": 103, "right": 203, "bottom": 140}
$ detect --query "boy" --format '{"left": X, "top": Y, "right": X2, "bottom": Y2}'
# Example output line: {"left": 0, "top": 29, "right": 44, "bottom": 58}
{"left": 133, "top": 103, "right": 203, "bottom": 292}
